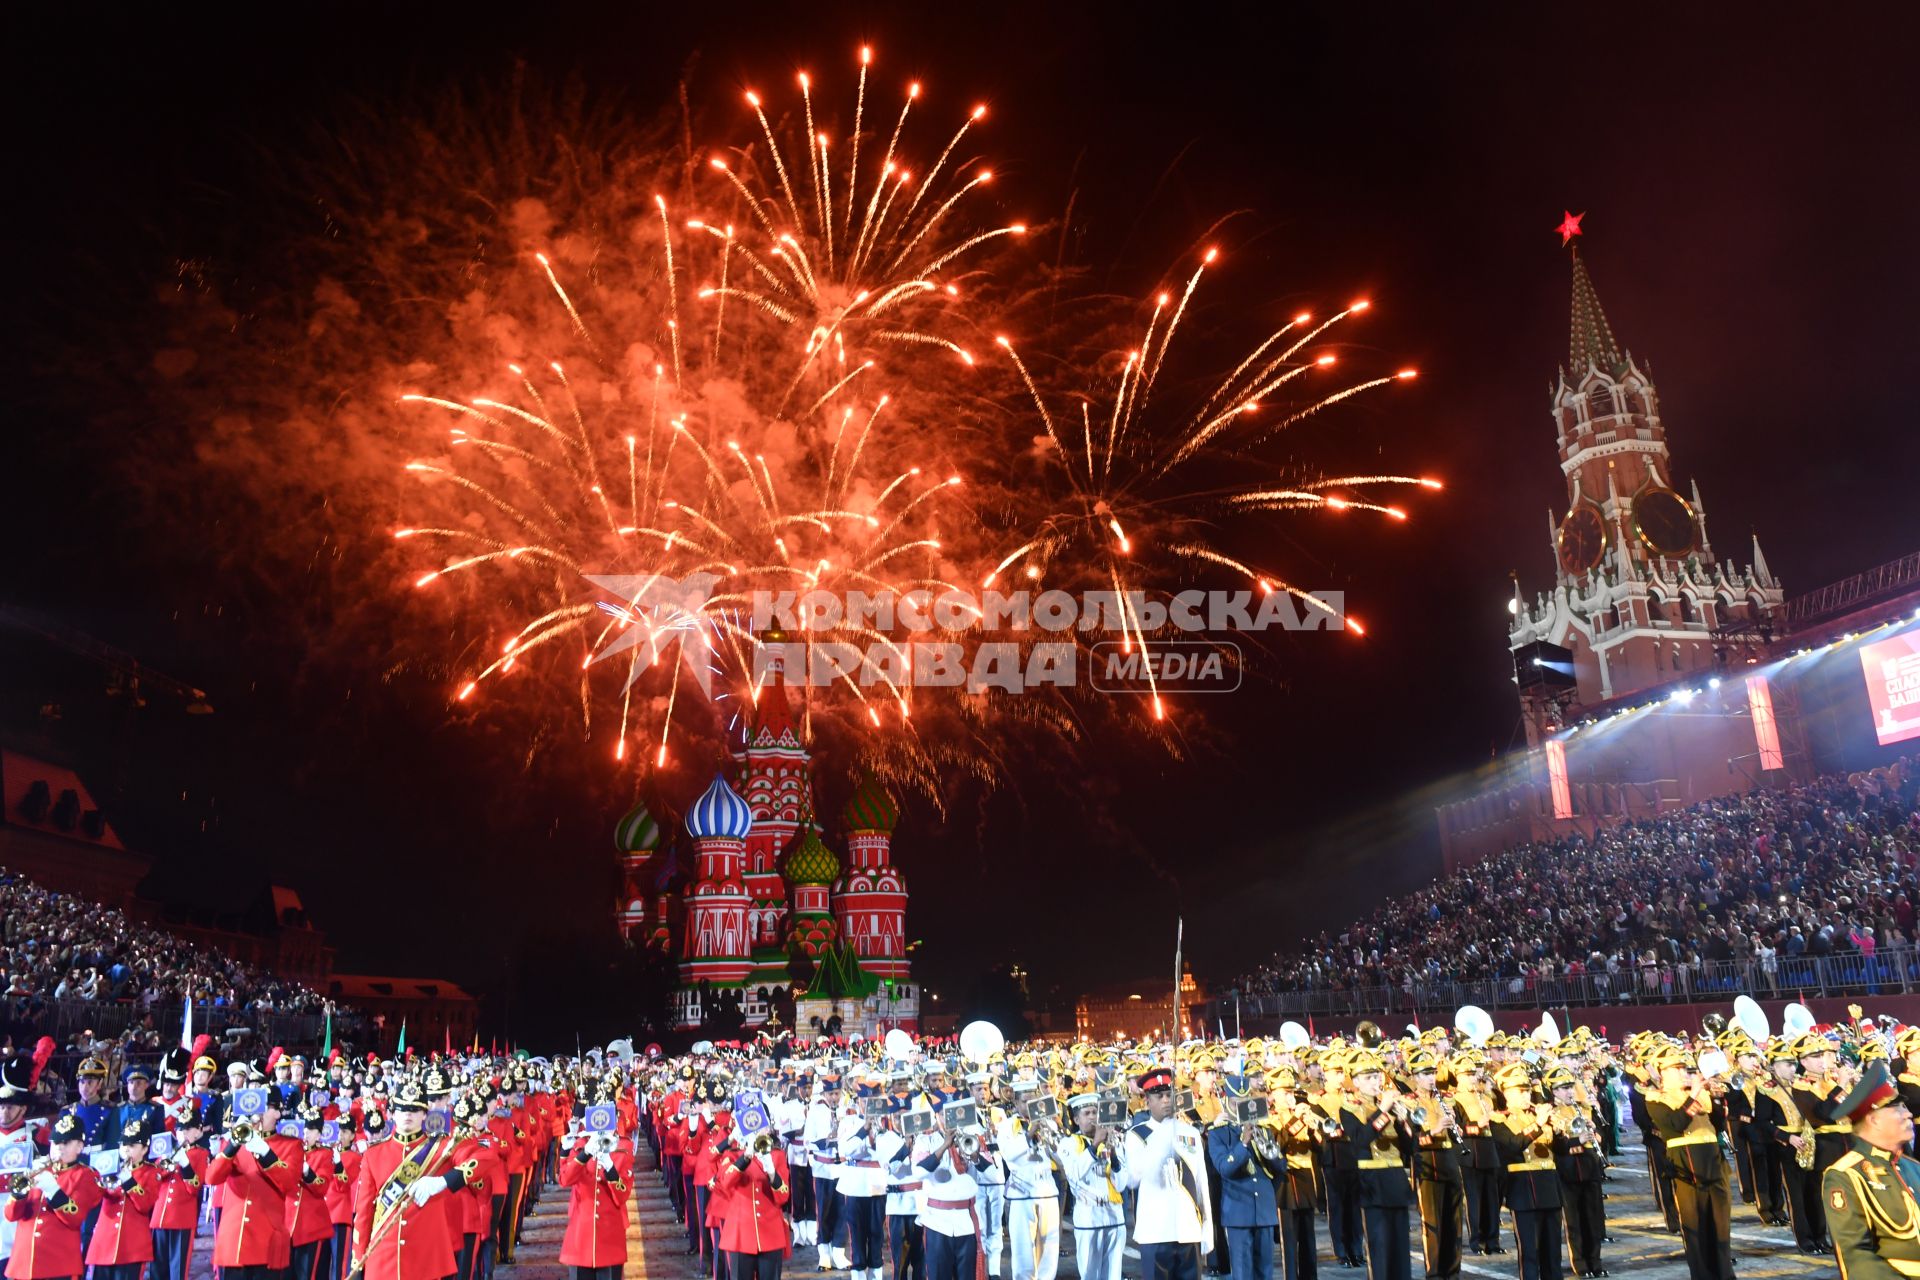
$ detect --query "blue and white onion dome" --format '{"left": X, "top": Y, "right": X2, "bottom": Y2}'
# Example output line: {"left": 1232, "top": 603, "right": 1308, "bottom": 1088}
{"left": 614, "top": 798, "right": 661, "bottom": 852}
{"left": 686, "top": 772, "right": 753, "bottom": 841}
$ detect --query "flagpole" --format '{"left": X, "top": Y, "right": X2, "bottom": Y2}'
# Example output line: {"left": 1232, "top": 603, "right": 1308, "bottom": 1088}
{"left": 1171, "top": 915, "right": 1184, "bottom": 1043}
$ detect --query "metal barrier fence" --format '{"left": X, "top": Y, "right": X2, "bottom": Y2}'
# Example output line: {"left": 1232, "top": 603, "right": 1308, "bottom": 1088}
{"left": 1205, "top": 945, "right": 1920, "bottom": 1023}
{"left": 2, "top": 995, "right": 341, "bottom": 1053}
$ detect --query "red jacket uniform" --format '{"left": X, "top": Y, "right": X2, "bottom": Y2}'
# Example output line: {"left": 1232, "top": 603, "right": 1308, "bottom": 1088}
{"left": 556, "top": 1140, "right": 631, "bottom": 1268}
{"left": 461, "top": 1138, "right": 506, "bottom": 1236}
{"left": 86, "top": 1162, "right": 162, "bottom": 1266}
{"left": 715, "top": 1150, "right": 792, "bottom": 1256}
{"left": 5, "top": 1163, "right": 105, "bottom": 1280}
{"left": 287, "top": 1147, "right": 336, "bottom": 1247}
{"left": 324, "top": 1148, "right": 361, "bottom": 1227}
{"left": 350, "top": 1132, "right": 477, "bottom": 1280}
{"left": 207, "top": 1137, "right": 300, "bottom": 1267}
{"left": 151, "top": 1147, "right": 210, "bottom": 1231}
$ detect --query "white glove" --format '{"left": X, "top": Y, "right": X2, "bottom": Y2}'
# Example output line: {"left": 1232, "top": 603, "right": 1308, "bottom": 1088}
{"left": 174, "top": 1150, "right": 192, "bottom": 1169}
{"left": 757, "top": 1153, "right": 775, "bottom": 1177}
{"left": 33, "top": 1171, "right": 59, "bottom": 1197}
{"left": 409, "top": 1175, "right": 448, "bottom": 1205}
{"left": 595, "top": 1152, "right": 614, "bottom": 1172}
{"left": 245, "top": 1135, "right": 271, "bottom": 1157}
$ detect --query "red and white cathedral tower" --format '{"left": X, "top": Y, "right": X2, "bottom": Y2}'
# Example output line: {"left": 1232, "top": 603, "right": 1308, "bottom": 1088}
{"left": 736, "top": 673, "right": 809, "bottom": 981}
{"left": 613, "top": 798, "right": 660, "bottom": 942}
{"left": 834, "top": 774, "right": 910, "bottom": 979}
{"left": 1509, "top": 216, "right": 1784, "bottom": 726}
{"left": 678, "top": 773, "right": 754, "bottom": 988}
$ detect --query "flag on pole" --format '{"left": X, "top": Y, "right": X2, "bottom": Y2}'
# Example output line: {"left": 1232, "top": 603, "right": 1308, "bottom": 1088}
{"left": 322, "top": 1005, "right": 333, "bottom": 1061}
{"left": 444, "top": 1024, "right": 452, "bottom": 1058}
{"left": 396, "top": 1019, "right": 407, "bottom": 1057}
{"left": 180, "top": 994, "right": 194, "bottom": 1052}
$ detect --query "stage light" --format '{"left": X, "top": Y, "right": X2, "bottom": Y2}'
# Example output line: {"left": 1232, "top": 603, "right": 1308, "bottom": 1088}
{"left": 1708, "top": 676, "right": 1722, "bottom": 690}
{"left": 1670, "top": 688, "right": 1695, "bottom": 706}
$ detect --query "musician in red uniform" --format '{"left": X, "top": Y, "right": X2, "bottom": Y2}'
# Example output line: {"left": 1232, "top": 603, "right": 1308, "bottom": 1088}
{"left": 150, "top": 1104, "right": 210, "bottom": 1280}
{"left": 349, "top": 1080, "right": 478, "bottom": 1280}
{"left": 558, "top": 1094, "right": 633, "bottom": 1280}
{"left": 206, "top": 1085, "right": 300, "bottom": 1280}
{"left": 487, "top": 1079, "right": 532, "bottom": 1264}
{"left": 715, "top": 1128, "right": 793, "bottom": 1280}
{"left": 288, "top": 1107, "right": 336, "bottom": 1280}
{"left": 5, "top": 1112, "right": 104, "bottom": 1280}
{"left": 692, "top": 1081, "right": 737, "bottom": 1275}
{"left": 453, "top": 1097, "right": 505, "bottom": 1280}
{"left": 321, "top": 1118, "right": 361, "bottom": 1280}
{"left": 84, "top": 1119, "right": 161, "bottom": 1280}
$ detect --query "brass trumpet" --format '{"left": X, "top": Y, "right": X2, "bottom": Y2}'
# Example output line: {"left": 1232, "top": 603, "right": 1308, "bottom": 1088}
{"left": 10, "top": 1157, "right": 52, "bottom": 1196}
{"left": 227, "top": 1121, "right": 255, "bottom": 1144}
{"left": 749, "top": 1130, "right": 776, "bottom": 1156}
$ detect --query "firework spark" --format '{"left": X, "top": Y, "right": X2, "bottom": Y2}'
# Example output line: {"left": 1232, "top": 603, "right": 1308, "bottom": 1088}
{"left": 390, "top": 48, "right": 1435, "bottom": 788}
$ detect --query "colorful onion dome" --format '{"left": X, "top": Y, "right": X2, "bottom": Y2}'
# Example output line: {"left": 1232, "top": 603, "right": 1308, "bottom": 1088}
{"left": 614, "top": 798, "right": 661, "bottom": 852}
{"left": 784, "top": 824, "right": 841, "bottom": 887}
{"left": 686, "top": 773, "right": 753, "bottom": 841}
{"left": 842, "top": 773, "right": 899, "bottom": 833}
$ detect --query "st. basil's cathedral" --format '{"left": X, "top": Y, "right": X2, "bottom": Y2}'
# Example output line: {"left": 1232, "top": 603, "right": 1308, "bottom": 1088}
{"left": 610, "top": 673, "right": 918, "bottom": 1034}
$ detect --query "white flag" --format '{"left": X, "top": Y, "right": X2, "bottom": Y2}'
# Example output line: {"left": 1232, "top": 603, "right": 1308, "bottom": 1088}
{"left": 180, "top": 994, "right": 193, "bottom": 1052}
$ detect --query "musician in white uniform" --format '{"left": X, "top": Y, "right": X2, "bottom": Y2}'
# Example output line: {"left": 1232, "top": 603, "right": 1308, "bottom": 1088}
{"left": 805, "top": 1070, "right": 852, "bottom": 1271}
{"left": 919, "top": 1100, "right": 993, "bottom": 1280}
{"left": 839, "top": 1071, "right": 889, "bottom": 1280}
{"left": 882, "top": 1076, "right": 927, "bottom": 1280}
{"left": 1116, "top": 1067, "right": 1212, "bottom": 1280}
{"left": 1058, "top": 1092, "right": 1126, "bottom": 1280}
{"left": 997, "top": 1087, "right": 1061, "bottom": 1280}
{"left": 780, "top": 1074, "right": 816, "bottom": 1248}
{"left": 967, "top": 1072, "right": 1007, "bottom": 1278}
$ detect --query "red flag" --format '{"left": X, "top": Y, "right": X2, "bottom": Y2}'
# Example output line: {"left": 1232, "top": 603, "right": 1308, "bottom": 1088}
{"left": 1308, "top": 1015, "right": 1316, "bottom": 1038}
{"left": 445, "top": 1025, "right": 452, "bottom": 1057}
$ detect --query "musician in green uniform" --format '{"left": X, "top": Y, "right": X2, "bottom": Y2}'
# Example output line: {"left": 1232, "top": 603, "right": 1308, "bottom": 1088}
{"left": 1823, "top": 1060, "right": 1920, "bottom": 1280}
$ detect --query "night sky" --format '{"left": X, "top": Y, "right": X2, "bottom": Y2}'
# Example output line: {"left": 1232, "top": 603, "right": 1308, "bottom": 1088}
{"left": 6, "top": 4, "right": 1918, "bottom": 1024}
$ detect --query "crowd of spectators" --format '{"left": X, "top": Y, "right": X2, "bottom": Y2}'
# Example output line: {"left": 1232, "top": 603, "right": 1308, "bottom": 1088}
{"left": 1236, "top": 760, "right": 1920, "bottom": 1006}
{"left": 0, "top": 866, "right": 347, "bottom": 1046}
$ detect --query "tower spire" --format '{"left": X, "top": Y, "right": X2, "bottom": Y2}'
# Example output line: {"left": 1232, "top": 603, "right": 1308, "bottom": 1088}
{"left": 1569, "top": 248, "right": 1624, "bottom": 376}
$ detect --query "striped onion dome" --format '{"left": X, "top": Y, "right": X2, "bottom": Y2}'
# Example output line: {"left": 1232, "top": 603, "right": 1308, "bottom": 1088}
{"left": 614, "top": 799, "right": 661, "bottom": 852}
{"left": 784, "top": 824, "right": 841, "bottom": 887}
{"left": 842, "top": 773, "right": 899, "bottom": 833}
{"left": 686, "top": 772, "right": 753, "bottom": 841}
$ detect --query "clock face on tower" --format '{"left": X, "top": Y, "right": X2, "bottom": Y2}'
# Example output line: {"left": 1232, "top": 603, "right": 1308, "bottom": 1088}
{"left": 1631, "top": 486, "right": 1697, "bottom": 557}
{"left": 1557, "top": 504, "right": 1607, "bottom": 577}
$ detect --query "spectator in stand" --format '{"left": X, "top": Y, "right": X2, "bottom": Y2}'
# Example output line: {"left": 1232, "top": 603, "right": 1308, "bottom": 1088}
{"left": 1231, "top": 761, "right": 1919, "bottom": 1009}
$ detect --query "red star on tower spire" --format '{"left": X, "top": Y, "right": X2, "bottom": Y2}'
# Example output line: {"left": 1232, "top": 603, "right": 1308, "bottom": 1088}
{"left": 1556, "top": 210, "right": 1586, "bottom": 248}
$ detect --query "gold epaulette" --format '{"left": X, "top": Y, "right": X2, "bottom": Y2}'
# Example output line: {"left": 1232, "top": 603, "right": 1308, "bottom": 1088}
{"left": 1832, "top": 1150, "right": 1866, "bottom": 1173}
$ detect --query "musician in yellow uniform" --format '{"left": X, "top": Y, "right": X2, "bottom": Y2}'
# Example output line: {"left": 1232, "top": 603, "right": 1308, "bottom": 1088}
{"left": 1823, "top": 1059, "right": 1920, "bottom": 1280}
{"left": 1404, "top": 1050, "right": 1464, "bottom": 1280}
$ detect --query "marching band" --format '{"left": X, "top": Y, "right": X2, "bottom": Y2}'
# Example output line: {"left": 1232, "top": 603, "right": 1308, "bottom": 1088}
{"left": 0, "top": 999, "right": 1915, "bottom": 1280}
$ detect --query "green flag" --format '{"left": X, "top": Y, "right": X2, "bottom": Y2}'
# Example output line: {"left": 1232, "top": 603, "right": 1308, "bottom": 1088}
{"left": 396, "top": 1018, "right": 407, "bottom": 1056}
{"left": 322, "top": 1005, "right": 332, "bottom": 1061}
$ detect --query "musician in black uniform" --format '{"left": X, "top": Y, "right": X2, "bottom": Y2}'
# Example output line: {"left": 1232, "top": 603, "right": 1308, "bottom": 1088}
{"left": 1625, "top": 1045, "right": 1679, "bottom": 1234}
{"left": 1643, "top": 1048, "right": 1733, "bottom": 1280}
{"left": 1752, "top": 1042, "right": 1822, "bottom": 1252}
{"left": 1545, "top": 1070, "right": 1604, "bottom": 1278}
{"left": 1716, "top": 1038, "right": 1762, "bottom": 1211}
{"left": 1447, "top": 1054, "right": 1504, "bottom": 1257}
{"left": 1313, "top": 1054, "right": 1364, "bottom": 1269}
{"left": 1340, "top": 1051, "right": 1413, "bottom": 1280}
{"left": 1405, "top": 1051, "right": 1463, "bottom": 1280}
{"left": 1489, "top": 1063, "right": 1561, "bottom": 1280}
